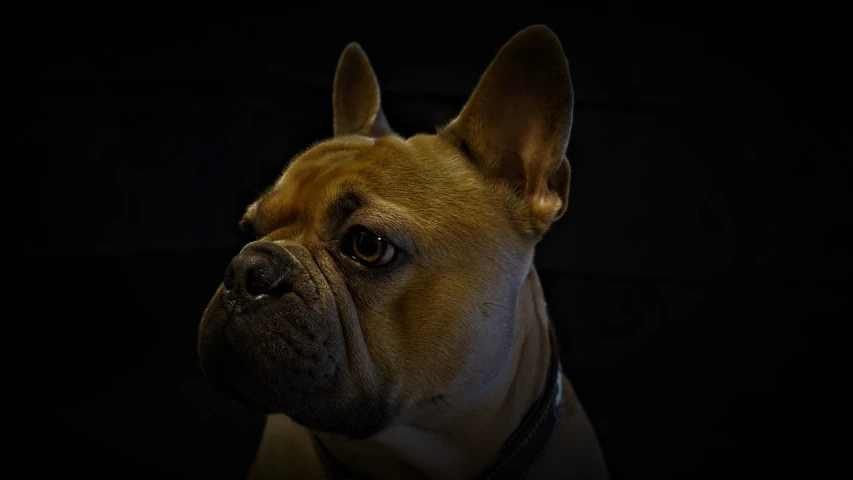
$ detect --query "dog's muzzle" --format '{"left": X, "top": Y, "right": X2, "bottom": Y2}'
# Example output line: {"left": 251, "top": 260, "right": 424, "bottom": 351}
{"left": 198, "top": 241, "right": 346, "bottom": 413}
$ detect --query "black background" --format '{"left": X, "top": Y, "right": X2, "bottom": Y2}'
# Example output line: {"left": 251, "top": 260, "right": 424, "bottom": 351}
{"left": 6, "top": 3, "right": 851, "bottom": 479}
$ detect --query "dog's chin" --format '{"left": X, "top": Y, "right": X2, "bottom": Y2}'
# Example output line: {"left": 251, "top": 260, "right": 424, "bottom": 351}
{"left": 221, "top": 372, "right": 397, "bottom": 440}
{"left": 202, "top": 336, "right": 397, "bottom": 441}
{"left": 215, "top": 346, "right": 279, "bottom": 413}
{"left": 281, "top": 389, "right": 398, "bottom": 440}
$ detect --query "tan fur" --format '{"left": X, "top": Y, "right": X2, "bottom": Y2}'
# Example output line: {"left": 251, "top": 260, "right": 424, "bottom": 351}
{"left": 246, "top": 132, "right": 528, "bottom": 410}
{"left": 200, "top": 25, "right": 606, "bottom": 479}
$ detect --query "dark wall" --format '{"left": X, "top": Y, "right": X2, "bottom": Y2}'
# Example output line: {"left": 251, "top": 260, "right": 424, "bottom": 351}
{"left": 7, "top": 3, "right": 850, "bottom": 479}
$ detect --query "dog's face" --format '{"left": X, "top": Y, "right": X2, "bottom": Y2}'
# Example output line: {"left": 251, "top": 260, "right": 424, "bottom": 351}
{"left": 197, "top": 25, "right": 574, "bottom": 439}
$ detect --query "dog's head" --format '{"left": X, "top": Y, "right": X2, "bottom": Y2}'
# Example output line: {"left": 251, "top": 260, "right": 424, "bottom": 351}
{"left": 197, "top": 25, "right": 574, "bottom": 439}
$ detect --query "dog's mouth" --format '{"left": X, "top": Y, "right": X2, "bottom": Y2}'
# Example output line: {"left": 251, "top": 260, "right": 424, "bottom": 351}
{"left": 216, "top": 346, "right": 275, "bottom": 413}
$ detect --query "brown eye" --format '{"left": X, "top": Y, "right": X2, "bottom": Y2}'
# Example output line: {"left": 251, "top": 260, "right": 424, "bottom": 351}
{"left": 346, "top": 228, "right": 396, "bottom": 266}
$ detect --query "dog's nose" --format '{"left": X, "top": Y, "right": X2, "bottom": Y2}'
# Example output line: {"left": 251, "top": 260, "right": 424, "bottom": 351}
{"left": 223, "top": 242, "right": 292, "bottom": 299}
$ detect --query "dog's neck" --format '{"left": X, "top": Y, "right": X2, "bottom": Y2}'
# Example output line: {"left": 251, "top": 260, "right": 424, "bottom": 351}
{"left": 315, "top": 266, "right": 553, "bottom": 479}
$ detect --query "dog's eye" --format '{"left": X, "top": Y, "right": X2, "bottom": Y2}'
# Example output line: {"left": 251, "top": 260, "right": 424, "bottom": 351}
{"left": 343, "top": 227, "right": 396, "bottom": 266}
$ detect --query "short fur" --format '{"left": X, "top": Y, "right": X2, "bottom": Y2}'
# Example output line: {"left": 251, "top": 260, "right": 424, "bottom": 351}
{"left": 197, "top": 25, "right": 607, "bottom": 479}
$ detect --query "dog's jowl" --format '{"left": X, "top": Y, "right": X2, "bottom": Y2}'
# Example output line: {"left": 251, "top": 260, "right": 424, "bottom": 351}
{"left": 198, "top": 25, "right": 609, "bottom": 479}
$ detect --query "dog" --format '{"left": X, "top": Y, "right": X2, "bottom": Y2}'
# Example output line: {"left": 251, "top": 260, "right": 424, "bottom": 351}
{"left": 197, "top": 25, "right": 608, "bottom": 479}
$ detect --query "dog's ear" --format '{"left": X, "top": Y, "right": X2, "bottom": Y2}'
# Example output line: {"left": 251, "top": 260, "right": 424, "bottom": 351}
{"left": 440, "top": 25, "right": 573, "bottom": 236}
{"left": 332, "top": 43, "right": 394, "bottom": 137}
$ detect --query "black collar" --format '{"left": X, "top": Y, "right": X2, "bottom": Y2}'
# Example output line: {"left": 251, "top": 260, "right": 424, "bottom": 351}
{"left": 479, "top": 322, "right": 563, "bottom": 480}
{"left": 315, "top": 324, "right": 563, "bottom": 480}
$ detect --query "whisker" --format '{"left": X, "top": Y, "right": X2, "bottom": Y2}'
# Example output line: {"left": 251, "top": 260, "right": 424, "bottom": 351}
{"left": 437, "top": 396, "right": 461, "bottom": 416}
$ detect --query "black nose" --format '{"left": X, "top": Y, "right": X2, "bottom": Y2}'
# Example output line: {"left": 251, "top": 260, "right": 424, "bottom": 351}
{"left": 223, "top": 242, "right": 293, "bottom": 300}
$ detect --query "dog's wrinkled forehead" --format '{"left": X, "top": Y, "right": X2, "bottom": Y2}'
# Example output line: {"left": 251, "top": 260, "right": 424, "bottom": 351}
{"left": 243, "top": 131, "right": 510, "bottom": 258}
{"left": 246, "top": 136, "right": 380, "bottom": 236}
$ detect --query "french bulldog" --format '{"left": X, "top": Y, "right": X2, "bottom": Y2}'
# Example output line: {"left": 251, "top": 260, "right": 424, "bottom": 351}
{"left": 198, "top": 25, "right": 608, "bottom": 479}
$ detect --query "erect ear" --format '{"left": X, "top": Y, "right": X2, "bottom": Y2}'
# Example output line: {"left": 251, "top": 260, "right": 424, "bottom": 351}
{"left": 332, "top": 42, "right": 394, "bottom": 137}
{"left": 439, "top": 25, "right": 573, "bottom": 236}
